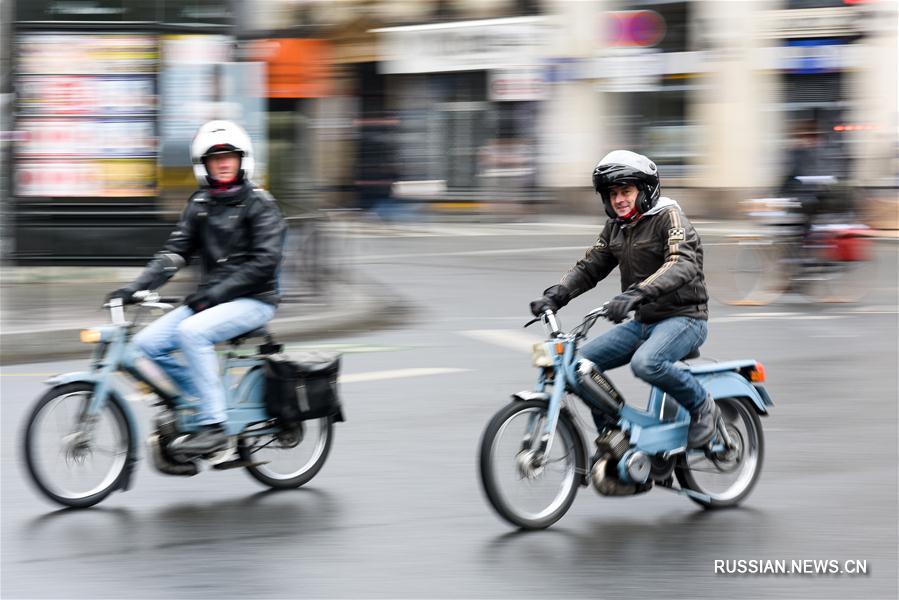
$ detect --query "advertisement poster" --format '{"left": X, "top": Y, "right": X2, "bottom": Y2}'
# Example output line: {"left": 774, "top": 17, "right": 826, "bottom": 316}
{"left": 15, "top": 33, "right": 159, "bottom": 197}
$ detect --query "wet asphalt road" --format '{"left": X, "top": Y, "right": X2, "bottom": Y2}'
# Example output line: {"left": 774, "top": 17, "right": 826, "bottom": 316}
{"left": 2, "top": 221, "right": 897, "bottom": 599}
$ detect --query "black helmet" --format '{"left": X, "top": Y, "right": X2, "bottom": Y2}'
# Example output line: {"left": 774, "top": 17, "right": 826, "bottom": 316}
{"left": 592, "top": 150, "right": 661, "bottom": 219}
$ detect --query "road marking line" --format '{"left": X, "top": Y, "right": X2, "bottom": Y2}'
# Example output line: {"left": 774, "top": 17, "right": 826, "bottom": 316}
{"left": 339, "top": 367, "right": 469, "bottom": 384}
{"left": 711, "top": 314, "right": 844, "bottom": 323}
{"left": 460, "top": 329, "right": 542, "bottom": 353}
{"left": 283, "top": 343, "right": 409, "bottom": 354}
{"left": 0, "top": 373, "right": 57, "bottom": 377}
{"left": 354, "top": 246, "right": 586, "bottom": 262}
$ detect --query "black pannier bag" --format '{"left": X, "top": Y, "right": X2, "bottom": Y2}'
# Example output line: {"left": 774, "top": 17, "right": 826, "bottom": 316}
{"left": 263, "top": 352, "right": 345, "bottom": 425}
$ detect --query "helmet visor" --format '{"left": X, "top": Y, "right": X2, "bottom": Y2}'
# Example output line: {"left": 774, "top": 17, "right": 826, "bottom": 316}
{"left": 202, "top": 144, "right": 243, "bottom": 159}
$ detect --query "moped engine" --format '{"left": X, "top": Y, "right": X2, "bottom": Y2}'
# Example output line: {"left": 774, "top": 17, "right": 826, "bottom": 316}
{"left": 576, "top": 359, "right": 625, "bottom": 416}
{"left": 590, "top": 428, "right": 652, "bottom": 496}
{"left": 147, "top": 409, "right": 198, "bottom": 476}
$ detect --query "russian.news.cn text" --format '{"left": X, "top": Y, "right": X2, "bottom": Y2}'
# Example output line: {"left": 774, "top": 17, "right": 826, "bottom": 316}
{"left": 715, "top": 559, "right": 869, "bottom": 576}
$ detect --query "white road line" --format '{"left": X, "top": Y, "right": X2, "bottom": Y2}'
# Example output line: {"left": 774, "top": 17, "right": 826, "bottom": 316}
{"left": 339, "top": 367, "right": 469, "bottom": 384}
{"left": 460, "top": 329, "right": 542, "bottom": 353}
{"left": 845, "top": 305, "right": 899, "bottom": 314}
{"left": 355, "top": 245, "right": 585, "bottom": 262}
{"left": 711, "top": 313, "right": 844, "bottom": 323}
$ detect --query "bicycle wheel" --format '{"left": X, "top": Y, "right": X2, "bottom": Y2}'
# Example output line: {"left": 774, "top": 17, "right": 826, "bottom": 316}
{"left": 23, "top": 383, "right": 133, "bottom": 508}
{"left": 801, "top": 255, "right": 876, "bottom": 304}
{"left": 479, "top": 400, "right": 585, "bottom": 530}
{"left": 675, "top": 398, "right": 764, "bottom": 508}
{"left": 238, "top": 417, "right": 333, "bottom": 489}
{"left": 709, "top": 236, "right": 785, "bottom": 306}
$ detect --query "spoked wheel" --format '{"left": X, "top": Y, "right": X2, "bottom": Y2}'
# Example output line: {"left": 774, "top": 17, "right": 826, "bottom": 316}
{"left": 676, "top": 397, "right": 764, "bottom": 508}
{"left": 23, "top": 383, "right": 134, "bottom": 508}
{"left": 799, "top": 253, "right": 877, "bottom": 304}
{"left": 238, "top": 417, "right": 333, "bottom": 489}
{"left": 479, "top": 400, "right": 585, "bottom": 530}
{"left": 708, "top": 236, "right": 786, "bottom": 306}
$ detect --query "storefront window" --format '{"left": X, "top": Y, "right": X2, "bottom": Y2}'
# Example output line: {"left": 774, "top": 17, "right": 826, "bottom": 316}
{"left": 618, "top": 83, "right": 698, "bottom": 179}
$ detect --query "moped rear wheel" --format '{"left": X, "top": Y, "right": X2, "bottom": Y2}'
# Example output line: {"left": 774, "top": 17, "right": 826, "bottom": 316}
{"left": 676, "top": 397, "right": 764, "bottom": 508}
{"left": 237, "top": 417, "right": 333, "bottom": 489}
{"left": 479, "top": 400, "right": 584, "bottom": 530}
{"left": 23, "top": 383, "right": 133, "bottom": 508}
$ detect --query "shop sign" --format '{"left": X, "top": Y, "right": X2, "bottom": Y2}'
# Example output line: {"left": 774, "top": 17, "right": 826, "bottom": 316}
{"left": 375, "top": 16, "right": 550, "bottom": 74}
{"left": 782, "top": 39, "right": 856, "bottom": 73}
{"left": 245, "top": 39, "right": 331, "bottom": 98}
{"left": 753, "top": 42, "right": 862, "bottom": 72}
{"left": 489, "top": 67, "right": 547, "bottom": 101}
{"left": 762, "top": 7, "right": 862, "bottom": 39}
{"left": 594, "top": 50, "right": 709, "bottom": 91}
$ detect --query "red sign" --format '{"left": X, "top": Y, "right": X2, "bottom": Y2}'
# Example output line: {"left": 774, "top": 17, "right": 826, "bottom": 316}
{"left": 605, "top": 10, "right": 666, "bottom": 48}
{"left": 246, "top": 39, "right": 331, "bottom": 98}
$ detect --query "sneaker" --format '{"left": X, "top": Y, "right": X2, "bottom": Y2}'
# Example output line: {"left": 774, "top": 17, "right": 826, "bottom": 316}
{"left": 687, "top": 395, "right": 720, "bottom": 448}
{"left": 170, "top": 424, "right": 228, "bottom": 455}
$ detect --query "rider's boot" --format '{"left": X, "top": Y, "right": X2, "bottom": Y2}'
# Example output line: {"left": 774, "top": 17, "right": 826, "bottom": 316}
{"left": 170, "top": 423, "right": 228, "bottom": 455}
{"left": 687, "top": 394, "right": 720, "bottom": 448}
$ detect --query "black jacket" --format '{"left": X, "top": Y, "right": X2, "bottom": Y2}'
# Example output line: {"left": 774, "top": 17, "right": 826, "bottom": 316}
{"left": 126, "top": 181, "right": 286, "bottom": 306}
{"left": 559, "top": 198, "right": 708, "bottom": 323}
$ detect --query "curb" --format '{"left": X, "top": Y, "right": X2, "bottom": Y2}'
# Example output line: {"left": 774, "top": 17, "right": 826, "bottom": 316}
{"left": 0, "top": 273, "right": 407, "bottom": 366}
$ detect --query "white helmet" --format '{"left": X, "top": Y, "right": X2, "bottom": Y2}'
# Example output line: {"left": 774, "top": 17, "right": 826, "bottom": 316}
{"left": 190, "top": 120, "right": 255, "bottom": 186}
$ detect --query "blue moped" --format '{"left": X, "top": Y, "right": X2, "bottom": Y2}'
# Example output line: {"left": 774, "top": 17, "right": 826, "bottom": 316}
{"left": 478, "top": 306, "right": 773, "bottom": 530}
{"left": 22, "top": 292, "right": 341, "bottom": 508}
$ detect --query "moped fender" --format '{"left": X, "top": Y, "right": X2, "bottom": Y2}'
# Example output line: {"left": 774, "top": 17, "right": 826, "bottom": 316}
{"left": 511, "top": 390, "right": 550, "bottom": 402}
{"left": 44, "top": 374, "right": 141, "bottom": 491}
{"left": 45, "top": 371, "right": 98, "bottom": 387}
{"left": 696, "top": 371, "right": 772, "bottom": 415}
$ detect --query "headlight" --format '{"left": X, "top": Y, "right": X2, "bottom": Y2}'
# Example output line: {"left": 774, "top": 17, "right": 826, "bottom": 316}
{"left": 80, "top": 329, "right": 103, "bottom": 344}
{"left": 532, "top": 343, "right": 554, "bottom": 368}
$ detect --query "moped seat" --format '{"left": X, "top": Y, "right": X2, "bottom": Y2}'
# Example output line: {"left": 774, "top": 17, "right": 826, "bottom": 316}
{"left": 227, "top": 327, "right": 271, "bottom": 345}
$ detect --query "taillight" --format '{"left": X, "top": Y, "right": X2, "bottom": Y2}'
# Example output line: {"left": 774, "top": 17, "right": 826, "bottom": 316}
{"left": 749, "top": 362, "right": 766, "bottom": 382}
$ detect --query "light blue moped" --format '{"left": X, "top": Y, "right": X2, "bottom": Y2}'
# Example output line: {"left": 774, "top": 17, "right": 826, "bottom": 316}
{"left": 478, "top": 306, "right": 773, "bottom": 530}
{"left": 22, "top": 292, "right": 341, "bottom": 508}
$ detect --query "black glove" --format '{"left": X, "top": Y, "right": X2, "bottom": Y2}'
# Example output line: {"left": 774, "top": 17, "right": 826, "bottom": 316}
{"left": 529, "top": 284, "right": 570, "bottom": 317}
{"left": 185, "top": 291, "right": 215, "bottom": 313}
{"left": 105, "top": 288, "right": 137, "bottom": 305}
{"left": 605, "top": 289, "right": 645, "bottom": 323}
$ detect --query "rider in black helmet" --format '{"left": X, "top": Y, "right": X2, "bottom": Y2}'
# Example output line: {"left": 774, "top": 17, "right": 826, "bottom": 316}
{"left": 529, "top": 150, "right": 717, "bottom": 448}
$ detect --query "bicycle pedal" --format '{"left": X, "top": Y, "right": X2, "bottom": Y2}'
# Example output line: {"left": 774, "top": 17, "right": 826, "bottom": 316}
{"left": 211, "top": 459, "right": 269, "bottom": 471}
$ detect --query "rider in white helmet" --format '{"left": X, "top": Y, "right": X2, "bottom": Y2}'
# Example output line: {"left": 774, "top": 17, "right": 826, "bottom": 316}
{"left": 530, "top": 150, "right": 717, "bottom": 448}
{"left": 107, "top": 120, "right": 286, "bottom": 454}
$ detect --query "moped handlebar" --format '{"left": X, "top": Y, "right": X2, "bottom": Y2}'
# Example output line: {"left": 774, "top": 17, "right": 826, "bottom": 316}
{"left": 102, "top": 290, "right": 179, "bottom": 325}
{"left": 522, "top": 303, "right": 612, "bottom": 339}
{"left": 523, "top": 309, "right": 560, "bottom": 335}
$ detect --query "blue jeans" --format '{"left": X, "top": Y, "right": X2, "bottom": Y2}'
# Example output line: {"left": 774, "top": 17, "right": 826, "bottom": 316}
{"left": 580, "top": 316, "right": 709, "bottom": 430}
{"left": 133, "top": 298, "right": 277, "bottom": 425}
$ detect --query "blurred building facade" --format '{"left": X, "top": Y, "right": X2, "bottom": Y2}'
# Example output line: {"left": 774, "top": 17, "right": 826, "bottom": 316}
{"left": 2, "top": 0, "right": 896, "bottom": 264}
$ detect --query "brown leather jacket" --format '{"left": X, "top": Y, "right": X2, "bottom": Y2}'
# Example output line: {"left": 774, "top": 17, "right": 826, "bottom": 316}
{"left": 559, "top": 198, "right": 708, "bottom": 323}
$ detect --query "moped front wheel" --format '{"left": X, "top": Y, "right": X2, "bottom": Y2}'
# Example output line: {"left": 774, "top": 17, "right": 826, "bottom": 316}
{"left": 238, "top": 417, "right": 333, "bottom": 489}
{"left": 479, "top": 400, "right": 585, "bottom": 530}
{"left": 676, "top": 397, "right": 764, "bottom": 508}
{"left": 23, "top": 383, "right": 133, "bottom": 508}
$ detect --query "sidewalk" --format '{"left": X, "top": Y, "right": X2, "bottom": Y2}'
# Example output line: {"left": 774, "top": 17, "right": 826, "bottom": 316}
{"left": 0, "top": 269, "right": 403, "bottom": 365}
